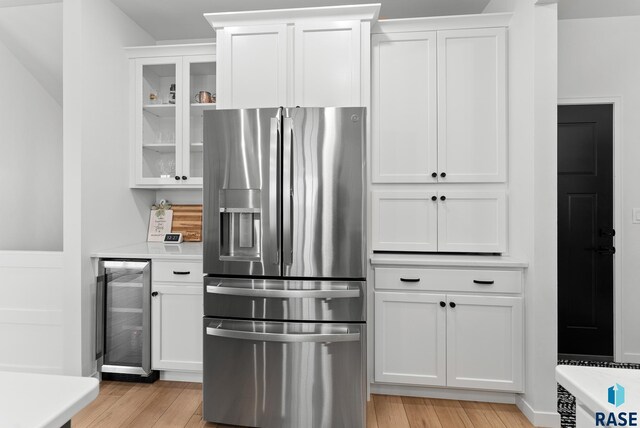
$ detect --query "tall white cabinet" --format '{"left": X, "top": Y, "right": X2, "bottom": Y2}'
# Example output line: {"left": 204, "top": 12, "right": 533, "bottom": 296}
{"left": 371, "top": 16, "right": 510, "bottom": 253}
{"left": 205, "top": 5, "right": 380, "bottom": 109}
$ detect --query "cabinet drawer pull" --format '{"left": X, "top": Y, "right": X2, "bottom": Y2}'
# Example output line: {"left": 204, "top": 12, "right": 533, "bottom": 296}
{"left": 173, "top": 271, "right": 191, "bottom": 275}
{"left": 400, "top": 277, "right": 420, "bottom": 283}
{"left": 473, "top": 280, "right": 495, "bottom": 285}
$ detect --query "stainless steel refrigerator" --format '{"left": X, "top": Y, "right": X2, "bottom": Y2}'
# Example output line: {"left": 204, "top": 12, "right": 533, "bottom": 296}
{"left": 202, "top": 107, "right": 366, "bottom": 428}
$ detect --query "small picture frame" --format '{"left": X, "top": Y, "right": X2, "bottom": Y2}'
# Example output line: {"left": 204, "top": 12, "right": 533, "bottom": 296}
{"left": 147, "top": 209, "right": 173, "bottom": 242}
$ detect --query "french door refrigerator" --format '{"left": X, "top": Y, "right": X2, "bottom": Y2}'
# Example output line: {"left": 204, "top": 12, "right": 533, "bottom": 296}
{"left": 202, "top": 107, "right": 366, "bottom": 428}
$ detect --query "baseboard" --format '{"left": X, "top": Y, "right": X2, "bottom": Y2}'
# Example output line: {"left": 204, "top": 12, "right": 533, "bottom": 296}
{"left": 622, "top": 352, "right": 640, "bottom": 364}
{"left": 516, "top": 396, "right": 561, "bottom": 428}
{"left": 370, "top": 383, "right": 517, "bottom": 404}
{"left": 160, "top": 370, "right": 202, "bottom": 383}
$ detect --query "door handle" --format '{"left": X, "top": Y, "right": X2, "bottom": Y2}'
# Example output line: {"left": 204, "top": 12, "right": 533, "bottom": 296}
{"left": 282, "top": 117, "right": 294, "bottom": 267}
{"left": 206, "top": 327, "right": 360, "bottom": 343}
{"left": 206, "top": 285, "right": 360, "bottom": 299}
{"left": 585, "top": 246, "right": 616, "bottom": 255}
{"left": 269, "top": 112, "right": 281, "bottom": 265}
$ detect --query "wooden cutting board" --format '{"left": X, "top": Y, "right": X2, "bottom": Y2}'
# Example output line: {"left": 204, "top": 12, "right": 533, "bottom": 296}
{"left": 171, "top": 205, "right": 203, "bottom": 242}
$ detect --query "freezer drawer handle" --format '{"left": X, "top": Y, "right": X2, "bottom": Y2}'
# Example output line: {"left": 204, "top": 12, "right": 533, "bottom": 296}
{"left": 206, "top": 327, "right": 360, "bottom": 343}
{"left": 206, "top": 284, "right": 359, "bottom": 299}
{"left": 473, "top": 280, "right": 495, "bottom": 285}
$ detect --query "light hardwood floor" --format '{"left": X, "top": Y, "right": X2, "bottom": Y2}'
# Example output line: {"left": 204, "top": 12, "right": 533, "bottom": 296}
{"left": 72, "top": 381, "right": 534, "bottom": 427}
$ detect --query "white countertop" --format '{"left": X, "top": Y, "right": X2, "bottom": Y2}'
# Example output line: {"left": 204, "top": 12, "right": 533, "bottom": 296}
{"left": 0, "top": 371, "right": 98, "bottom": 428}
{"left": 370, "top": 253, "right": 528, "bottom": 268}
{"left": 556, "top": 365, "right": 640, "bottom": 413}
{"left": 91, "top": 242, "right": 203, "bottom": 260}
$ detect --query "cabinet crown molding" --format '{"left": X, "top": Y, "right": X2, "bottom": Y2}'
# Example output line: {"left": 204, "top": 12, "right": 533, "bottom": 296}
{"left": 204, "top": 3, "right": 381, "bottom": 29}
{"left": 124, "top": 43, "right": 216, "bottom": 59}
{"left": 372, "top": 12, "right": 512, "bottom": 33}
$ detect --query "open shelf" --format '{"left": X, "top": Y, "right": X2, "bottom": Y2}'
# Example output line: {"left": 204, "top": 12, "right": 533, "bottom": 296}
{"left": 191, "top": 103, "right": 217, "bottom": 115}
{"left": 143, "top": 104, "right": 176, "bottom": 117}
{"left": 142, "top": 143, "right": 176, "bottom": 153}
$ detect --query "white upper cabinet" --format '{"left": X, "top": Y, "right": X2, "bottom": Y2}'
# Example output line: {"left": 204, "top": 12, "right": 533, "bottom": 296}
{"left": 437, "top": 191, "right": 507, "bottom": 253}
{"left": 437, "top": 28, "right": 507, "bottom": 183}
{"left": 372, "top": 191, "right": 438, "bottom": 252}
{"left": 218, "top": 25, "right": 289, "bottom": 109}
{"left": 372, "top": 32, "right": 437, "bottom": 183}
{"left": 372, "top": 190, "right": 506, "bottom": 253}
{"left": 294, "top": 21, "right": 361, "bottom": 107}
{"left": 206, "top": 5, "right": 380, "bottom": 109}
{"left": 371, "top": 24, "right": 507, "bottom": 184}
{"left": 127, "top": 44, "right": 216, "bottom": 189}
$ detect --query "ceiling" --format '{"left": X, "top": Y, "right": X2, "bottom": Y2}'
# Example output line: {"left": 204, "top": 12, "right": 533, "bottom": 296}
{"left": 110, "top": 0, "right": 491, "bottom": 41}
{"left": 560, "top": 0, "right": 640, "bottom": 20}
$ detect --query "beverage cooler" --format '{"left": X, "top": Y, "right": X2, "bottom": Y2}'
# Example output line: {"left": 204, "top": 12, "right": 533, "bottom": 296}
{"left": 96, "top": 260, "right": 157, "bottom": 382}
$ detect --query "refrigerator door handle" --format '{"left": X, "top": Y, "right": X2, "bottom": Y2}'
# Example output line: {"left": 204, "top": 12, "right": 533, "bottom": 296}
{"left": 206, "top": 327, "right": 360, "bottom": 343}
{"left": 269, "top": 113, "right": 281, "bottom": 265}
{"left": 206, "top": 284, "right": 360, "bottom": 299}
{"left": 282, "top": 117, "right": 294, "bottom": 266}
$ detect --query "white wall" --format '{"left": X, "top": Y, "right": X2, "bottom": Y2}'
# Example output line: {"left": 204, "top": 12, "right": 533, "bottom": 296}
{"left": 559, "top": 16, "right": 640, "bottom": 364}
{"left": 0, "top": 3, "right": 62, "bottom": 251}
{"left": 63, "top": 0, "right": 156, "bottom": 376}
{"left": 0, "top": 2, "right": 64, "bottom": 375}
{"left": 482, "top": 0, "right": 559, "bottom": 426}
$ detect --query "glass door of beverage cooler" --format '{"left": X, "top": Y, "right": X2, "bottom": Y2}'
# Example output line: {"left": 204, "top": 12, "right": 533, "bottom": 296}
{"left": 99, "top": 260, "right": 151, "bottom": 376}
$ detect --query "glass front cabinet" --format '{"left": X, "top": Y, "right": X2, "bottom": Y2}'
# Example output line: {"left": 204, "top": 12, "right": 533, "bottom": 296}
{"left": 126, "top": 44, "right": 216, "bottom": 188}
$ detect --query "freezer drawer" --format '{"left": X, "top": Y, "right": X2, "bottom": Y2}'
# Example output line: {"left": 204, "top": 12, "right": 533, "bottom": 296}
{"left": 204, "top": 276, "right": 365, "bottom": 322}
{"left": 203, "top": 318, "right": 365, "bottom": 428}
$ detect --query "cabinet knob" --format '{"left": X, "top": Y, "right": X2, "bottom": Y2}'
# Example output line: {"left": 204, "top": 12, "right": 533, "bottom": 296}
{"left": 181, "top": 176, "right": 188, "bottom": 181}
{"left": 449, "top": 302, "right": 456, "bottom": 308}
{"left": 151, "top": 291, "right": 158, "bottom": 297}
{"left": 439, "top": 301, "right": 446, "bottom": 307}
{"left": 431, "top": 196, "right": 437, "bottom": 201}
{"left": 440, "top": 195, "right": 446, "bottom": 201}
{"left": 431, "top": 172, "right": 437, "bottom": 178}
{"left": 440, "top": 172, "right": 446, "bottom": 178}
{"left": 175, "top": 176, "right": 181, "bottom": 181}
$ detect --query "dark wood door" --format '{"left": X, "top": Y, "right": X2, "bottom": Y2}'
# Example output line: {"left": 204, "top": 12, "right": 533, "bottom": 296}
{"left": 558, "top": 104, "right": 614, "bottom": 358}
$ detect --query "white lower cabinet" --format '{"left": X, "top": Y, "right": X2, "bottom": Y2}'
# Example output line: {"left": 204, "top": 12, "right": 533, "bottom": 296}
{"left": 151, "top": 283, "right": 203, "bottom": 372}
{"left": 374, "top": 268, "right": 524, "bottom": 393}
{"left": 446, "top": 294, "right": 523, "bottom": 391}
{"left": 375, "top": 292, "right": 446, "bottom": 386}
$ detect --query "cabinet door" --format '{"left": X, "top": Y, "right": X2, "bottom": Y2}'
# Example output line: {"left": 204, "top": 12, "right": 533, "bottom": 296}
{"left": 182, "top": 54, "right": 216, "bottom": 186}
{"left": 375, "top": 292, "right": 446, "bottom": 386}
{"left": 446, "top": 295, "right": 523, "bottom": 392}
{"left": 294, "top": 21, "right": 361, "bottom": 107}
{"left": 437, "top": 28, "right": 506, "bottom": 183}
{"left": 437, "top": 191, "right": 506, "bottom": 253}
{"left": 151, "top": 284, "right": 203, "bottom": 372}
{"left": 372, "top": 191, "right": 438, "bottom": 252}
{"left": 219, "top": 25, "right": 288, "bottom": 108}
{"left": 134, "top": 57, "right": 184, "bottom": 186}
{"left": 372, "top": 32, "right": 437, "bottom": 183}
